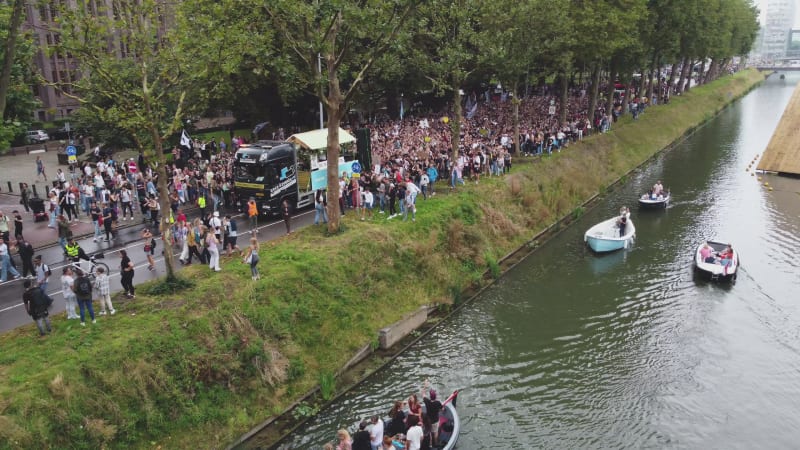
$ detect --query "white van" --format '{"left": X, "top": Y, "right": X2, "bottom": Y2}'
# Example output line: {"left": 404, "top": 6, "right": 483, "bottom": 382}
{"left": 26, "top": 129, "right": 49, "bottom": 143}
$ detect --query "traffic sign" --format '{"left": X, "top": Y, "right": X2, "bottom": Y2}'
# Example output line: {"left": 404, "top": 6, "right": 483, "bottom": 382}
{"left": 66, "top": 145, "right": 77, "bottom": 155}
{"left": 351, "top": 161, "right": 362, "bottom": 174}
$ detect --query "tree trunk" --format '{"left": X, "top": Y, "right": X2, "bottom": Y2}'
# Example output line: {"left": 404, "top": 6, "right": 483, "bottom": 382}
{"left": 620, "top": 74, "right": 631, "bottom": 117}
{"left": 676, "top": 56, "right": 689, "bottom": 94}
{"left": 667, "top": 61, "right": 679, "bottom": 97}
{"left": 587, "top": 63, "right": 601, "bottom": 125}
{"left": 325, "top": 70, "right": 344, "bottom": 234}
{"left": 645, "top": 52, "right": 658, "bottom": 101}
{"left": 706, "top": 59, "right": 719, "bottom": 83}
{"left": 605, "top": 60, "right": 617, "bottom": 118}
{"left": 141, "top": 73, "right": 177, "bottom": 280}
{"left": 450, "top": 82, "right": 462, "bottom": 164}
{"left": 0, "top": 0, "right": 25, "bottom": 119}
{"left": 153, "top": 151, "right": 177, "bottom": 280}
{"left": 512, "top": 85, "right": 520, "bottom": 155}
{"left": 558, "top": 69, "right": 569, "bottom": 125}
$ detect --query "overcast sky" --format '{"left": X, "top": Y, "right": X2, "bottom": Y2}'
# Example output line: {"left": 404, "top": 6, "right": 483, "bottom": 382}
{"left": 755, "top": 0, "right": 800, "bottom": 27}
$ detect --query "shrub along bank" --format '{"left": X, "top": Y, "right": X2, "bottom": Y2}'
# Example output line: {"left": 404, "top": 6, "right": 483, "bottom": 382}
{"left": 0, "top": 69, "right": 765, "bottom": 450}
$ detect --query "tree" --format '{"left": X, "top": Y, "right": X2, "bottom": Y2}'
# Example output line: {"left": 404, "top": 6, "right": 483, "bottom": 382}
{"left": 480, "top": 0, "right": 570, "bottom": 151}
{"left": 53, "top": 0, "right": 194, "bottom": 280}
{"left": 266, "top": 0, "right": 417, "bottom": 233}
{"left": 411, "top": 0, "right": 483, "bottom": 166}
{"left": 1, "top": 0, "right": 37, "bottom": 151}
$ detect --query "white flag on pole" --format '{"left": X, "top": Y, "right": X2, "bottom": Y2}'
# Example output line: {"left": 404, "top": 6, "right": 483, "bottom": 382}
{"left": 180, "top": 129, "right": 192, "bottom": 148}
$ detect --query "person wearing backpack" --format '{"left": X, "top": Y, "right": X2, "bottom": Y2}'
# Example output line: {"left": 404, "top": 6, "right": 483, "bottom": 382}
{"left": 22, "top": 279, "right": 53, "bottom": 336}
{"left": 72, "top": 269, "right": 96, "bottom": 326}
{"left": 34, "top": 255, "right": 51, "bottom": 292}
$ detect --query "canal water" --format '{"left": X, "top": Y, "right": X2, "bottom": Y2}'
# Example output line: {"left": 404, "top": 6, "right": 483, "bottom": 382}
{"left": 274, "top": 73, "right": 800, "bottom": 449}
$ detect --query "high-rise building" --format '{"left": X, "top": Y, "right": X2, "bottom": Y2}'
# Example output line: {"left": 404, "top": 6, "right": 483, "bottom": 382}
{"left": 760, "top": 0, "right": 797, "bottom": 60}
{"left": 23, "top": 2, "right": 81, "bottom": 122}
{"left": 23, "top": 1, "right": 175, "bottom": 123}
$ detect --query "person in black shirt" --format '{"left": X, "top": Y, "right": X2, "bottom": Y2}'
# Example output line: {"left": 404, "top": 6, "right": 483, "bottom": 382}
{"left": 423, "top": 389, "right": 443, "bottom": 446}
{"left": 15, "top": 237, "right": 35, "bottom": 278}
{"left": 351, "top": 420, "right": 372, "bottom": 450}
{"left": 22, "top": 280, "right": 52, "bottom": 336}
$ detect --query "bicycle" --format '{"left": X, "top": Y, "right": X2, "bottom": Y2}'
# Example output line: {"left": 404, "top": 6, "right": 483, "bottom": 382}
{"left": 68, "top": 252, "right": 110, "bottom": 281}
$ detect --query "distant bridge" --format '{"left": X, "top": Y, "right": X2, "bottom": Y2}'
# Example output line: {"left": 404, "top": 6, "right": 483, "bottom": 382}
{"left": 755, "top": 66, "right": 800, "bottom": 71}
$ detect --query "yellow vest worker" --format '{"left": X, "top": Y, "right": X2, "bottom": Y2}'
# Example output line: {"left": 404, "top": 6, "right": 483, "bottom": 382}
{"left": 65, "top": 242, "right": 80, "bottom": 258}
{"left": 197, "top": 196, "right": 206, "bottom": 209}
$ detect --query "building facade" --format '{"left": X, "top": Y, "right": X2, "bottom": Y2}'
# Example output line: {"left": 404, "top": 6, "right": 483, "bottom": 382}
{"left": 760, "top": 0, "right": 797, "bottom": 60}
{"left": 23, "top": 0, "right": 175, "bottom": 123}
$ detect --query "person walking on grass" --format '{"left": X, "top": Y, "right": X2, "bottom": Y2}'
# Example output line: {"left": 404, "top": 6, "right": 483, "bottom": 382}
{"left": 206, "top": 227, "right": 221, "bottom": 272}
{"left": 93, "top": 266, "right": 115, "bottom": 315}
{"left": 243, "top": 236, "right": 260, "bottom": 280}
{"left": 72, "top": 268, "right": 95, "bottom": 326}
{"left": 119, "top": 249, "right": 136, "bottom": 299}
{"left": 224, "top": 215, "right": 241, "bottom": 256}
{"left": 23, "top": 280, "right": 52, "bottom": 336}
{"left": 60, "top": 266, "right": 79, "bottom": 319}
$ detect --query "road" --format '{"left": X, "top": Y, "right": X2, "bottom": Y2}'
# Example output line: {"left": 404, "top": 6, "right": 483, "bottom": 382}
{"left": 0, "top": 207, "right": 317, "bottom": 333}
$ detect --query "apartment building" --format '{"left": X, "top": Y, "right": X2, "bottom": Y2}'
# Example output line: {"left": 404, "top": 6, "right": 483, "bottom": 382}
{"left": 23, "top": 1, "right": 175, "bottom": 123}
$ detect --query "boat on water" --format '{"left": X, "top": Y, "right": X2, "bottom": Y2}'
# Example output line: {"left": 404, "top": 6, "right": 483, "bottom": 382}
{"left": 694, "top": 240, "right": 739, "bottom": 282}
{"left": 382, "top": 389, "right": 460, "bottom": 450}
{"left": 584, "top": 210, "right": 636, "bottom": 253}
{"left": 438, "top": 390, "right": 460, "bottom": 450}
{"left": 638, "top": 191, "right": 670, "bottom": 209}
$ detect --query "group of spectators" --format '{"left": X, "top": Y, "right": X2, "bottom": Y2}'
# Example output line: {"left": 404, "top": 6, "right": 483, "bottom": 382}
{"left": 324, "top": 382, "right": 446, "bottom": 450}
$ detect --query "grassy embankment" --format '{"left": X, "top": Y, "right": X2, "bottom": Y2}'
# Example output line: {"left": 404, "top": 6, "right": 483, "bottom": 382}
{"left": 0, "top": 69, "right": 765, "bottom": 450}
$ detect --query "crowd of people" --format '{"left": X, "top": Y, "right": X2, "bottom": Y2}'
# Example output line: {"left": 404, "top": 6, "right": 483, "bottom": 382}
{"left": 323, "top": 381, "right": 448, "bottom": 450}
{"left": 8, "top": 76, "right": 678, "bottom": 343}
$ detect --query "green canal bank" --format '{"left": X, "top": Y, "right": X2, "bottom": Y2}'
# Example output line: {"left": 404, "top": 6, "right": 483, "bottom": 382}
{"left": 0, "top": 69, "right": 765, "bottom": 450}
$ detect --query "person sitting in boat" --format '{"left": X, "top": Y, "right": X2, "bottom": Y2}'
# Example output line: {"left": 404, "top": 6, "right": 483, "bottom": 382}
{"left": 653, "top": 180, "right": 664, "bottom": 196}
{"left": 718, "top": 245, "right": 734, "bottom": 272}
{"left": 700, "top": 243, "right": 715, "bottom": 263}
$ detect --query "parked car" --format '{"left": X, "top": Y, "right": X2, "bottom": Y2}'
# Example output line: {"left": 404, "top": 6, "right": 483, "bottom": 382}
{"left": 26, "top": 129, "right": 49, "bottom": 144}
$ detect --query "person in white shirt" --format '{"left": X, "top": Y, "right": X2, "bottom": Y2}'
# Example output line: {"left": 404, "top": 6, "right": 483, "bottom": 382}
{"left": 60, "top": 266, "right": 79, "bottom": 319}
{"left": 404, "top": 415, "right": 423, "bottom": 450}
{"left": 369, "top": 416, "right": 384, "bottom": 450}
{"left": 362, "top": 189, "right": 374, "bottom": 221}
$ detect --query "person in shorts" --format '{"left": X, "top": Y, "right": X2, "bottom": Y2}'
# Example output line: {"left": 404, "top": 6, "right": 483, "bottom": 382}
{"left": 224, "top": 215, "right": 241, "bottom": 256}
{"left": 141, "top": 228, "right": 156, "bottom": 270}
{"left": 362, "top": 188, "right": 374, "bottom": 221}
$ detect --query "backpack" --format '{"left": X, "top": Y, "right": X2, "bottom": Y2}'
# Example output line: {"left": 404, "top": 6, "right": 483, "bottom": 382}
{"left": 32, "top": 288, "right": 54, "bottom": 310}
{"left": 76, "top": 276, "right": 92, "bottom": 297}
{"left": 43, "top": 264, "right": 52, "bottom": 277}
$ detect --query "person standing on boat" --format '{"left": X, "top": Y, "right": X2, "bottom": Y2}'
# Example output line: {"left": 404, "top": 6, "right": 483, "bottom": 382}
{"left": 653, "top": 180, "right": 664, "bottom": 196}
{"left": 719, "top": 245, "right": 734, "bottom": 274}
{"left": 618, "top": 214, "right": 628, "bottom": 237}
{"left": 422, "top": 389, "right": 443, "bottom": 446}
{"left": 369, "top": 415, "right": 384, "bottom": 450}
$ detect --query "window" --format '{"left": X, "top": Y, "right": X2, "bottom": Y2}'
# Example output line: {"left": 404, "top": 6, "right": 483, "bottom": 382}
{"left": 235, "top": 164, "right": 266, "bottom": 183}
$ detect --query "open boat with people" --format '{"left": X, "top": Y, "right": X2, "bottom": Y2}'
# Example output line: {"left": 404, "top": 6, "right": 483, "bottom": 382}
{"left": 380, "top": 389, "right": 460, "bottom": 450}
{"left": 438, "top": 390, "right": 460, "bottom": 450}
{"left": 584, "top": 208, "right": 636, "bottom": 253}
{"left": 694, "top": 240, "right": 739, "bottom": 282}
{"left": 638, "top": 190, "right": 670, "bottom": 209}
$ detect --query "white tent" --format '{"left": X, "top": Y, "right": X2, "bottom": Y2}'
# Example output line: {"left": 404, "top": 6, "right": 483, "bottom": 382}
{"left": 287, "top": 127, "right": 356, "bottom": 151}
